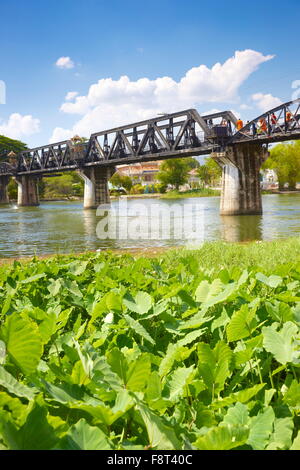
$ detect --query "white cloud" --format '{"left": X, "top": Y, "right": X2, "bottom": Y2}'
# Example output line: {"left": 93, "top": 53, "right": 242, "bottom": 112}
{"left": 240, "top": 103, "right": 252, "bottom": 110}
{"left": 0, "top": 113, "right": 40, "bottom": 140}
{"left": 55, "top": 57, "right": 75, "bottom": 69}
{"left": 251, "top": 93, "right": 282, "bottom": 113}
{"left": 50, "top": 49, "right": 274, "bottom": 142}
{"left": 65, "top": 91, "right": 79, "bottom": 101}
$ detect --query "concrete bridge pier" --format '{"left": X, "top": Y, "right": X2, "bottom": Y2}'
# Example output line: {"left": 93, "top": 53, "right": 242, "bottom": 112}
{"left": 78, "top": 167, "right": 114, "bottom": 209}
{"left": 212, "top": 143, "right": 269, "bottom": 216}
{"left": 0, "top": 176, "right": 10, "bottom": 204}
{"left": 16, "top": 175, "right": 40, "bottom": 206}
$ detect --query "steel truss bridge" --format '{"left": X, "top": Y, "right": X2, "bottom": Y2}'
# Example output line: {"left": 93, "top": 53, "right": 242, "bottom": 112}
{"left": 1, "top": 98, "right": 300, "bottom": 177}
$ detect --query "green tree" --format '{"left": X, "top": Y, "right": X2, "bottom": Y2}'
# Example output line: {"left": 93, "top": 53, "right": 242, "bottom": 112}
{"left": 157, "top": 159, "right": 190, "bottom": 190}
{"left": 0, "top": 135, "right": 27, "bottom": 158}
{"left": 197, "top": 157, "right": 222, "bottom": 187}
{"left": 263, "top": 141, "right": 300, "bottom": 190}
{"left": 110, "top": 173, "right": 133, "bottom": 192}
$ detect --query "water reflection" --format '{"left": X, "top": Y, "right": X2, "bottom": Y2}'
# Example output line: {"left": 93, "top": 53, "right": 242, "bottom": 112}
{"left": 221, "top": 215, "right": 263, "bottom": 242}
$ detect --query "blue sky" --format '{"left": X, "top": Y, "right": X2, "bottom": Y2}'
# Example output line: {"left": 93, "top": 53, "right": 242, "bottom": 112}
{"left": 0, "top": 0, "right": 300, "bottom": 147}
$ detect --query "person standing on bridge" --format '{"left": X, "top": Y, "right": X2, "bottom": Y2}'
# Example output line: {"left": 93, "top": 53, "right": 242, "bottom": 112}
{"left": 271, "top": 113, "right": 277, "bottom": 132}
{"left": 236, "top": 118, "right": 244, "bottom": 131}
{"left": 286, "top": 110, "right": 292, "bottom": 129}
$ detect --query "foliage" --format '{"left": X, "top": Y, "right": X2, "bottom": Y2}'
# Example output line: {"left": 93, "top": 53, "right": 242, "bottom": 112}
{"left": 197, "top": 157, "right": 222, "bottom": 187}
{"left": 0, "top": 244, "right": 300, "bottom": 449}
{"left": 0, "top": 135, "right": 27, "bottom": 159}
{"left": 43, "top": 173, "right": 84, "bottom": 199}
{"left": 130, "top": 184, "right": 145, "bottom": 195}
{"left": 157, "top": 159, "right": 190, "bottom": 190}
{"left": 263, "top": 141, "right": 300, "bottom": 190}
{"left": 161, "top": 188, "right": 220, "bottom": 199}
{"left": 110, "top": 173, "right": 133, "bottom": 192}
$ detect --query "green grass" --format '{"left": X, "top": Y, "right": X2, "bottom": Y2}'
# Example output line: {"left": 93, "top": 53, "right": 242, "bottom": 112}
{"left": 165, "top": 238, "right": 300, "bottom": 272}
{"left": 160, "top": 188, "right": 221, "bottom": 199}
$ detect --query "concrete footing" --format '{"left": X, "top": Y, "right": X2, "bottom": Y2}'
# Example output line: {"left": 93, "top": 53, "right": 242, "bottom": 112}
{"left": 0, "top": 176, "right": 10, "bottom": 204}
{"left": 16, "top": 176, "right": 40, "bottom": 206}
{"left": 212, "top": 143, "right": 269, "bottom": 216}
{"left": 78, "top": 167, "right": 113, "bottom": 209}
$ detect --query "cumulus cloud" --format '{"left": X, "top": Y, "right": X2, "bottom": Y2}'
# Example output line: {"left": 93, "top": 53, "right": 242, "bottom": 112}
{"left": 50, "top": 49, "right": 274, "bottom": 142}
{"left": 65, "top": 91, "right": 79, "bottom": 101}
{"left": 55, "top": 57, "right": 75, "bottom": 69}
{"left": 0, "top": 113, "right": 40, "bottom": 140}
{"left": 251, "top": 93, "right": 282, "bottom": 113}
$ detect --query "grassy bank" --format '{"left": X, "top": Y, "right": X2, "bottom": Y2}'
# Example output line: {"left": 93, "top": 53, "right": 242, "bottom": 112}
{"left": 160, "top": 188, "right": 221, "bottom": 199}
{"left": 0, "top": 239, "right": 300, "bottom": 450}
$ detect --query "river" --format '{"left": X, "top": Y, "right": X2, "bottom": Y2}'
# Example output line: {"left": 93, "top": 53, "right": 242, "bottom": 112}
{"left": 0, "top": 193, "right": 300, "bottom": 258}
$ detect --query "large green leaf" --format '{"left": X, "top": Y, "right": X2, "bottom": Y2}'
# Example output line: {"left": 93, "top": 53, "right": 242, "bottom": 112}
{"left": 0, "top": 366, "right": 36, "bottom": 400}
{"left": 0, "top": 314, "right": 43, "bottom": 375}
{"left": 137, "top": 404, "right": 181, "bottom": 450}
{"left": 227, "top": 304, "right": 257, "bottom": 342}
{"left": 247, "top": 407, "right": 275, "bottom": 450}
{"left": 60, "top": 419, "right": 112, "bottom": 450}
{"left": 262, "top": 322, "right": 300, "bottom": 364}
{"left": 124, "top": 314, "right": 155, "bottom": 345}
{"left": 123, "top": 291, "right": 153, "bottom": 315}
{"left": 164, "top": 366, "right": 194, "bottom": 401}
{"left": 194, "top": 424, "right": 249, "bottom": 450}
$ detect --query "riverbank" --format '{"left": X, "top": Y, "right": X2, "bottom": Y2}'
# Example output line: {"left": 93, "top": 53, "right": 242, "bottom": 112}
{"left": 1, "top": 237, "right": 300, "bottom": 271}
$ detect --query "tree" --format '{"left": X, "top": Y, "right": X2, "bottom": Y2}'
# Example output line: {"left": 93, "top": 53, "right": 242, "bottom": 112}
{"left": 110, "top": 173, "right": 133, "bottom": 192}
{"left": 0, "top": 135, "right": 27, "bottom": 158}
{"left": 197, "top": 157, "right": 222, "bottom": 187}
{"left": 157, "top": 159, "right": 190, "bottom": 190}
{"left": 263, "top": 141, "right": 300, "bottom": 190}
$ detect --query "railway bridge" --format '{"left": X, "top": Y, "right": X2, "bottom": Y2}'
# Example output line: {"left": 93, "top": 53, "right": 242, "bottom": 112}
{"left": 1, "top": 98, "right": 300, "bottom": 215}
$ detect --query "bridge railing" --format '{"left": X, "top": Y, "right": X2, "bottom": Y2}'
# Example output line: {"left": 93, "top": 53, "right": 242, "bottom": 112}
{"left": 231, "top": 98, "right": 300, "bottom": 143}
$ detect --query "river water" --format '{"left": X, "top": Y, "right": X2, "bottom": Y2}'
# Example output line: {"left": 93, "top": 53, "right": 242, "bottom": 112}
{"left": 0, "top": 194, "right": 300, "bottom": 258}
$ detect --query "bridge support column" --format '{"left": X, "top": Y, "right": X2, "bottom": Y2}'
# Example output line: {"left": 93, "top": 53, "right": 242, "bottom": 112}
{"left": 212, "top": 143, "right": 269, "bottom": 216}
{"left": 78, "top": 167, "right": 114, "bottom": 209}
{"left": 0, "top": 176, "right": 10, "bottom": 204}
{"left": 16, "top": 176, "right": 40, "bottom": 207}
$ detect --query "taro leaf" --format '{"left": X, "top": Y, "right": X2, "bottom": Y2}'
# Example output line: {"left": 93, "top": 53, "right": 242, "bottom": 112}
{"left": 68, "top": 261, "right": 89, "bottom": 276}
{"left": 266, "top": 417, "right": 293, "bottom": 450}
{"left": 265, "top": 301, "right": 293, "bottom": 324}
{"left": 222, "top": 402, "right": 250, "bottom": 427}
{"left": 211, "top": 384, "right": 266, "bottom": 409}
{"left": 0, "top": 314, "right": 43, "bottom": 376}
{"left": 0, "top": 366, "right": 36, "bottom": 400}
{"left": 195, "top": 279, "right": 224, "bottom": 303}
{"left": 107, "top": 348, "right": 151, "bottom": 392}
{"left": 164, "top": 365, "right": 194, "bottom": 401}
{"left": 137, "top": 404, "right": 180, "bottom": 450}
{"left": 146, "top": 371, "right": 162, "bottom": 402}
{"left": 262, "top": 322, "right": 300, "bottom": 365}
{"left": 126, "top": 354, "right": 151, "bottom": 392}
{"left": 106, "top": 291, "right": 122, "bottom": 311}
{"left": 247, "top": 407, "right": 275, "bottom": 450}
{"left": 1, "top": 400, "right": 58, "bottom": 450}
{"left": 256, "top": 273, "right": 282, "bottom": 289}
{"left": 194, "top": 424, "right": 249, "bottom": 450}
{"left": 227, "top": 304, "right": 257, "bottom": 342}
{"left": 123, "top": 291, "right": 153, "bottom": 315}
{"left": 176, "top": 328, "right": 206, "bottom": 347}
{"left": 20, "top": 273, "right": 46, "bottom": 284}
{"left": 47, "top": 279, "right": 62, "bottom": 296}
{"left": 39, "top": 312, "right": 58, "bottom": 344}
{"left": 198, "top": 341, "right": 232, "bottom": 395}
{"left": 60, "top": 418, "right": 112, "bottom": 450}
{"left": 124, "top": 314, "right": 155, "bottom": 345}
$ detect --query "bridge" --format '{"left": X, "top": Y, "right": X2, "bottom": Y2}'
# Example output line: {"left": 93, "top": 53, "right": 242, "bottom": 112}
{"left": 1, "top": 98, "right": 300, "bottom": 215}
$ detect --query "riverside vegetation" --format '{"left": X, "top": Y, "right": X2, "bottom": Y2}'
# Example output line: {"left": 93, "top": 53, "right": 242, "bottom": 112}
{"left": 0, "top": 240, "right": 300, "bottom": 450}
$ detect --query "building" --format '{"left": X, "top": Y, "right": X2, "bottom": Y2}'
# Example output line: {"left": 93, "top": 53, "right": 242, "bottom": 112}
{"left": 117, "top": 161, "right": 160, "bottom": 186}
{"left": 260, "top": 169, "right": 278, "bottom": 190}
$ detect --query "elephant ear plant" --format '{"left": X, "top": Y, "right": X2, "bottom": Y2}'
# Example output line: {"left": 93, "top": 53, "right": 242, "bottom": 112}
{"left": 0, "top": 251, "right": 299, "bottom": 450}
